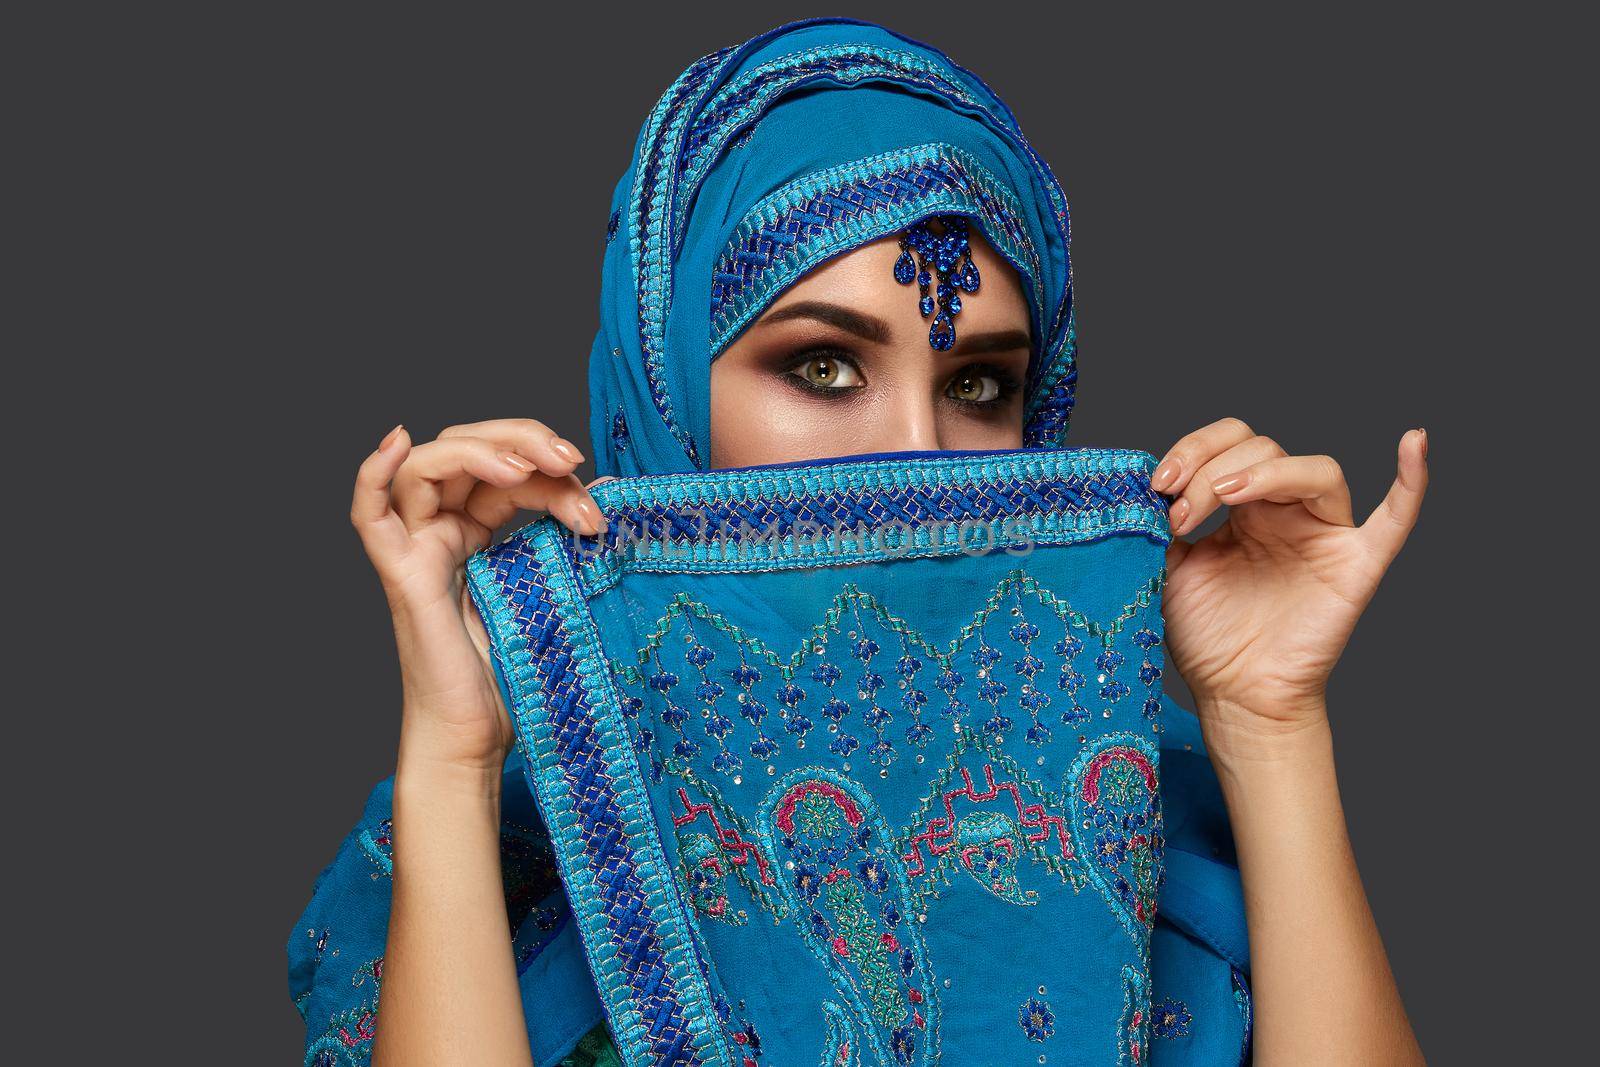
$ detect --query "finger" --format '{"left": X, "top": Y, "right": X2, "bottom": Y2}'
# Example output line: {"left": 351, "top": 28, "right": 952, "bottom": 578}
{"left": 465, "top": 470, "right": 607, "bottom": 536}
{"left": 389, "top": 436, "right": 541, "bottom": 531}
{"left": 438, "top": 418, "right": 585, "bottom": 473}
{"left": 1150, "top": 416, "right": 1257, "bottom": 495}
{"left": 437, "top": 420, "right": 586, "bottom": 511}
{"left": 1170, "top": 434, "right": 1286, "bottom": 536}
{"left": 1206, "top": 453, "right": 1355, "bottom": 527}
{"left": 350, "top": 424, "right": 414, "bottom": 563}
{"left": 1358, "top": 428, "right": 1429, "bottom": 562}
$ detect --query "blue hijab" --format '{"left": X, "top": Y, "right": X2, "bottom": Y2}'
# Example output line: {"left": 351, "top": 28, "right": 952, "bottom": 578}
{"left": 588, "top": 16, "right": 1077, "bottom": 478}
{"left": 291, "top": 18, "right": 1250, "bottom": 1067}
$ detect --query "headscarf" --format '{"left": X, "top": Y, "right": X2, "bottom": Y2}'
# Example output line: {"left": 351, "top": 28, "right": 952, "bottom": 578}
{"left": 588, "top": 16, "right": 1078, "bottom": 478}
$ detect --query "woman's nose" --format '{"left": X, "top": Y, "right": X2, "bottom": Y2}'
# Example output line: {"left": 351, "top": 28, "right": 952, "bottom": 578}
{"left": 884, "top": 392, "right": 942, "bottom": 452}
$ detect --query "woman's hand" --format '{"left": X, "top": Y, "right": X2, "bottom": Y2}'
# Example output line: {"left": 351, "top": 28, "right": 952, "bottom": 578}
{"left": 1153, "top": 417, "right": 1429, "bottom": 763}
{"left": 349, "top": 419, "right": 607, "bottom": 776}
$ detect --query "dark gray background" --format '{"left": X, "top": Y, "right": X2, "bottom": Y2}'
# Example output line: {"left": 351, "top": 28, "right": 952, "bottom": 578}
{"left": 16, "top": 3, "right": 1582, "bottom": 1062}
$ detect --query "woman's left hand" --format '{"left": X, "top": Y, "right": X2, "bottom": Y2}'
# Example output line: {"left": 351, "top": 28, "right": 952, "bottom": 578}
{"left": 1153, "top": 418, "right": 1429, "bottom": 762}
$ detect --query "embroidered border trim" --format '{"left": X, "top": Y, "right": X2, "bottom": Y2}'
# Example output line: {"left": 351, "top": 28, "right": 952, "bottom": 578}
{"left": 562, "top": 448, "right": 1168, "bottom": 591}
{"left": 466, "top": 536, "right": 727, "bottom": 1067}
{"left": 1023, "top": 309, "right": 1078, "bottom": 448}
{"left": 710, "top": 143, "right": 1045, "bottom": 360}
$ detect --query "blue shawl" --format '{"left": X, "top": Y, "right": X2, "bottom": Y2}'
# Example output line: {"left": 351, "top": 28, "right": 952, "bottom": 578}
{"left": 289, "top": 18, "right": 1250, "bottom": 1067}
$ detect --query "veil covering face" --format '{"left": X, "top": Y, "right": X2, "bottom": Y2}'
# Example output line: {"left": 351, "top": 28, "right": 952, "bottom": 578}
{"left": 588, "top": 16, "right": 1078, "bottom": 478}
{"left": 290, "top": 19, "right": 1251, "bottom": 1067}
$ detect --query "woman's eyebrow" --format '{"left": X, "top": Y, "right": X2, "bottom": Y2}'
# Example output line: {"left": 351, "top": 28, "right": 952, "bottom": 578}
{"left": 756, "top": 300, "right": 891, "bottom": 343}
{"left": 951, "top": 328, "right": 1031, "bottom": 356}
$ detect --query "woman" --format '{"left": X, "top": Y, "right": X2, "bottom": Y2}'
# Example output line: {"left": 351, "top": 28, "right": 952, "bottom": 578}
{"left": 291, "top": 17, "right": 1427, "bottom": 1066}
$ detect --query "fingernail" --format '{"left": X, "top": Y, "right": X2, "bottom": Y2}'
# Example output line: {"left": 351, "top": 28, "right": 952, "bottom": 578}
{"left": 1417, "top": 427, "right": 1428, "bottom": 459}
{"left": 578, "top": 498, "right": 607, "bottom": 534}
{"left": 1170, "top": 498, "right": 1191, "bottom": 534}
{"left": 1210, "top": 472, "right": 1248, "bottom": 495}
{"left": 380, "top": 423, "right": 404, "bottom": 450}
{"left": 1151, "top": 457, "right": 1179, "bottom": 491}
{"left": 551, "top": 437, "right": 584, "bottom": 463}
{"left": 500, "top": 451, "right": 534, "bottom": 473}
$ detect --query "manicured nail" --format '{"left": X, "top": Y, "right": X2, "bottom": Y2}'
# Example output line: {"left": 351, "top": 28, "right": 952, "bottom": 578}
{"left": 1151, "top": 457, "right": 1179, "bottom": 492}
{"left": 1170, "top": 498, "right": 1191, "bottom": 533}
{"left": 578, "top": 498, "right": 606, "bottom": 534}
{"left": 1210, "top": 472, "right": 1248, "bottom": 495}
{"left": 380, "top": 423, "right": 404, "bottom": 450}
{"left": 551, "top": 437, "right": 584, "bottom": 463}
{"left": 1417, "top": 427, "right": 1428, "bottom": 459}
{"left": 500, "top": 451, "right": 534, "bottom": 473}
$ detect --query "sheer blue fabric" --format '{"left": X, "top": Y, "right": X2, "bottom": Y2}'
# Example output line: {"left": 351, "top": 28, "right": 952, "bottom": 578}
{"left": 289, "top": 17, "right": 1251, "bottom": 1067}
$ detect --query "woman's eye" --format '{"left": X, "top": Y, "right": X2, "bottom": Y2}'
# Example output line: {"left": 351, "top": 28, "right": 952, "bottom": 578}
{"left": 947, "top": 371, "right": 1003, "bottom": 404}
{"left": 788, "top": 355, "right": 863, "bottom": 390}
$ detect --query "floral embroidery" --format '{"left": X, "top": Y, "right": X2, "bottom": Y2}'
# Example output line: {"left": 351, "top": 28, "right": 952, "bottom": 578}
{"left": 1119, "top": 964, "right": 1151, "bottom": 1065}
{"left": 1019, "top": 994, "right": 1056, "bottom": 1041}
{"left": 609, "top": 570, "right": 1163, "bottom": 788}
{"left": 758, "top": 768, "right": 940, "bottom": 1066}
{"left": 1151, "top": 997, "right": 1192, "bottom": 1039}
{"left": 304, "top": 958, "right": 383, "bottom": 1067}
{"left": 666, "top": 777, "right": 787, "bottom": 925}
{"left": 898, "top": 724, "right": 1084, "bottom": 912}
{"left": 713, "top": 993, "right": 766, "bottom": 1066}
{"left": 1068, "top": 735, "right": 1165, "bottom": 942}
{"left": 679, "top": 832, "right": 742, "bottom": 924}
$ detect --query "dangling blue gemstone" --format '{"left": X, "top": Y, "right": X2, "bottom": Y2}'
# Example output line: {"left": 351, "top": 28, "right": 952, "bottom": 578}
{"left": 892, "top": 213, "right": 982, "bottom": 350}
{"left": 958, "top": 261, "right": 981, "bottom": 292}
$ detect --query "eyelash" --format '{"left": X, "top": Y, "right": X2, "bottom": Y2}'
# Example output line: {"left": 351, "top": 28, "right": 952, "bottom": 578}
{"left": 778, "top": 348, "right": 1022, "bottom": 407}
{"left": 778, "top": 347, "right": 861, "bottom": 396}
{"left": 946, "top": 362, "right": 1023, "bottom": 409}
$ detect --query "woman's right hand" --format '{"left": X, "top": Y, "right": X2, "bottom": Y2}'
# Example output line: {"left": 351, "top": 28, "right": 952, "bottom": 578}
{"left": 350, "top": 419, "right": 607, "bottom": 776}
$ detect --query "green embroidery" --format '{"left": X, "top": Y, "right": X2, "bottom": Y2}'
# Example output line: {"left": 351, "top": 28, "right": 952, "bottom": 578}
{"left": 610, "top": 569, "right": 1164, "bottom": 687}
{"left": 895, "top": 722, "right": 1088, "bottom": 913}
{"left": 798, "top": 790, "right": 845, "bottom": 837}
{"left": 822, "top": 871, "right": 906, "bottom": 1029}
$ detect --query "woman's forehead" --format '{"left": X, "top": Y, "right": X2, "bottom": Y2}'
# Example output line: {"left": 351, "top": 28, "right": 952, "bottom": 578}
{"left": 757, "top": 226, "right": 1031, "bottom": 343}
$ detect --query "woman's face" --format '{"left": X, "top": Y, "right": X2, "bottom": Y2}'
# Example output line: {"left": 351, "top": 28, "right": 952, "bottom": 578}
{"left": 710, "top": 223, "right": 1032, "bottom": 468}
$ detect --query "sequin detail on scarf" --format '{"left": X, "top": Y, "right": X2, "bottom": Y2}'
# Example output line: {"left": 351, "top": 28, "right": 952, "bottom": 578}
{"left": 464, "top": 448, "right": 1177, "bottom": 1066}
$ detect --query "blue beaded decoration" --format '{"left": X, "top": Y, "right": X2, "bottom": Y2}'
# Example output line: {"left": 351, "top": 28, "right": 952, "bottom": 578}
{"left": 894, "top": 214, "right": 982, "bottom": 350}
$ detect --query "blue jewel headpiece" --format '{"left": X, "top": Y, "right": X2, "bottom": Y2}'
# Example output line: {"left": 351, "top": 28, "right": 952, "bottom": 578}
{"left": 894, "top": 214, "right": 983, "bottom": 350}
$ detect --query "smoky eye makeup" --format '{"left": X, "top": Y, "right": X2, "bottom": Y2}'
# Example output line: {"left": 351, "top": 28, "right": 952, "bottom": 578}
{"left": 774, "top": 346, "right": 867, "bottom": 397}
{"left": 944, "top": 361, "right": 1024, "bottom": 409}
